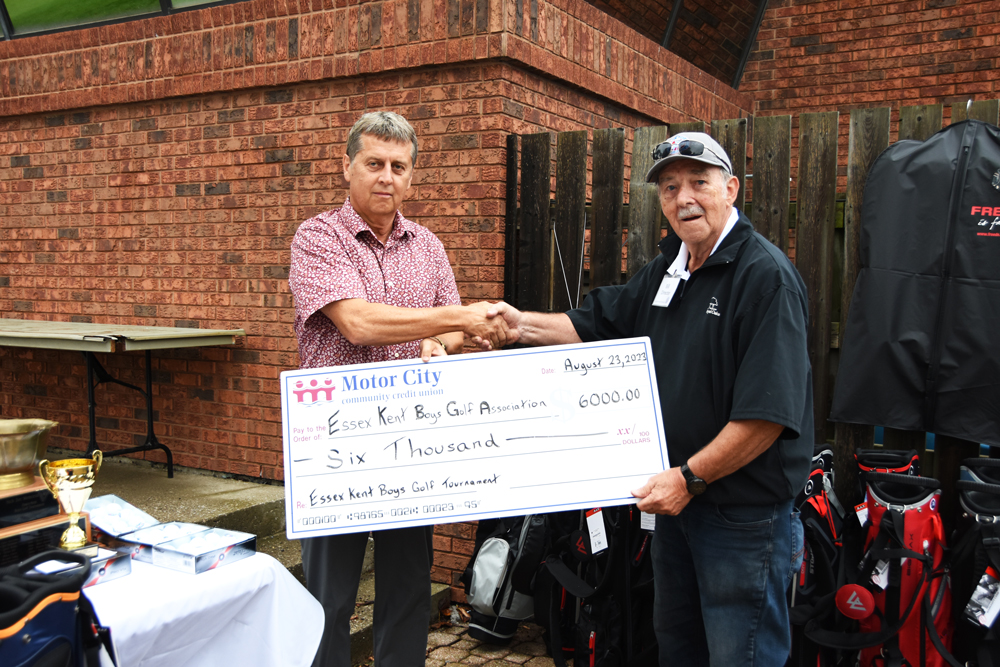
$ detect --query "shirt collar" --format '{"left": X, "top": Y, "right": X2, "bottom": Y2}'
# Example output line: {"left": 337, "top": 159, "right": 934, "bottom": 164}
{"left": 341, "top": 198, "right": 418, "bottom": 245}
{"left": 662, "top": 207, "right": 740, "bottom": 278}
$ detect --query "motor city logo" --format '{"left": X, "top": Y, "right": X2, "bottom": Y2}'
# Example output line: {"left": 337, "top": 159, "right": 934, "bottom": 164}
{"left": 706, "top": 297, "right": 721, "bottom": 316}
{"left": 292, "top": 377, "right": 337, "bottom": 404}
{"left": 972, "top": 205, "right": 1000, "bottom": 237}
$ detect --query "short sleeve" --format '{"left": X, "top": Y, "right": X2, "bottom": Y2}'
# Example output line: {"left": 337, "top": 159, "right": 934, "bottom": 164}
{"left": 729, "top": 284, "right": 811, "bottom": 438}
{"left": 289, "top": 219, "right": 368, "bottom": 322}
{"left": 567, "top": 258, "right": 663, "bottom": 341}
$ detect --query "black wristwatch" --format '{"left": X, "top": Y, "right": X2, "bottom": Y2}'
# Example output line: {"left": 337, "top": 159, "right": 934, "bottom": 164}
{"left": 680, "top": 463, "right": 707, "bottom": 496}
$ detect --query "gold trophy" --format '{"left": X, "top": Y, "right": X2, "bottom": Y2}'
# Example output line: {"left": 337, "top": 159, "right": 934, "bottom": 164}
{"left": 38, "top": 451, "right": 103, "bottom": 551}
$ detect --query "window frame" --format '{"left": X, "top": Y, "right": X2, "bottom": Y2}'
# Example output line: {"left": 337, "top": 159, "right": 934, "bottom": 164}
{"left": 0, "top": 0, "right": 244, "bottom": 40}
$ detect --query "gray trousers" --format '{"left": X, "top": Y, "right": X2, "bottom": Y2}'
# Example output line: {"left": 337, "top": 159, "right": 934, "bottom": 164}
{"left": 302, "top": 525, "right": 434, "bottom": 667}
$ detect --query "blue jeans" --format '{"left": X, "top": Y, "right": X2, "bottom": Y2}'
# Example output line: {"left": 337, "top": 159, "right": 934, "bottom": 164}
{"left": 652, "top": 499, "right": 803, "bottom": 667}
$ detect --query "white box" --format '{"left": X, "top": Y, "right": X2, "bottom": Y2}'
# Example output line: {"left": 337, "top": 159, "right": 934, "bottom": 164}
{"left": 152, "top": 528, "right": 257, "bottom": 574}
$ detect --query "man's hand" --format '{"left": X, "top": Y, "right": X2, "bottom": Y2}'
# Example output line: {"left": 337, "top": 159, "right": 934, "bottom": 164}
{"left": 463, "top": 301, "right": 516, "bottom": 350}
{"left": 468, "top": 301, "right": 523, "bottom": 349}
{"left": 488, "top": 301, "right": 522, "bottom": 331}
{"left": 631, "top": 467, "right": 693, "bottom": 515}
{"left": 419, "top": 337, "right": 447, "bottom": 362}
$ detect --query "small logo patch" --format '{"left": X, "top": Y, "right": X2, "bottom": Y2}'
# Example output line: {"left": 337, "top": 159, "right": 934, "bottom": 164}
{"left": 836, "top": 585, "right": 875, "bottom": 620}
{"left": 706, "top": 297, "right": 721, "bottom": 317}
{"left": 993, "top": 169, "right": 1000, "bottom": 190}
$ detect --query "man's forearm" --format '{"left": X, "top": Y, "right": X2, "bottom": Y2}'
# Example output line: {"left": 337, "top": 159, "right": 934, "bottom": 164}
{"left": 515, "top": 311, "right": 582, "bottom": 346}
{"left": 322, "top": 300, "right": 483, "bottom": 346}
{"left": 686, "top": 419, "right": 785, "bottom": 484}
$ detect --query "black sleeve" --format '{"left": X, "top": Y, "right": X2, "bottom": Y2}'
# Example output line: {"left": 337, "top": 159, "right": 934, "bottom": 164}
{"left": 566, "top": 257, "right": 663, "bottom": 341}
{"left": 729, "top": 283, "right": 811, "bottom": 439}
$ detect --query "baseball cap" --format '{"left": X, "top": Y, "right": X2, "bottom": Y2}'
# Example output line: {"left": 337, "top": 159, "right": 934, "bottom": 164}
{"left": 645, "top": 132, "right": 733, "bottom": 183}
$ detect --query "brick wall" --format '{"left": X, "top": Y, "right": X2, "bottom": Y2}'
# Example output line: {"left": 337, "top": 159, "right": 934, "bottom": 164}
{"left": 0, "top": 0, "right": 752, "bottom": 602}
{"left": 742, "top": 0, "right": 1000, "bottom": 161}
{"left": 581, "top": 0, "right": 759, "bottom": 85}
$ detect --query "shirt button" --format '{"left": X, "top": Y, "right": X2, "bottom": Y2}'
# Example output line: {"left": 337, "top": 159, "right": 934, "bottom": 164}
{"left": 394, "top": 352, "right": 400, "bottom": 357}
{"left": 387, "top": 281, "right": 394, "bottom": 287}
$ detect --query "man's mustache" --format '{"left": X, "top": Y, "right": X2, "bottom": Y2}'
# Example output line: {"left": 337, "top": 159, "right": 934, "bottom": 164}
{"left": 677, "top": 205, "right": 706, "bottom": 219}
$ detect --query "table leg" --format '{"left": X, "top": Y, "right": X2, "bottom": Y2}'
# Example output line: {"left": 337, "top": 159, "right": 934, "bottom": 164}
{"left": 85, "top": 352, "right": 98, "bottom": 452}
{"left": 80, "top": 350, "right": 174, "bottom": 478}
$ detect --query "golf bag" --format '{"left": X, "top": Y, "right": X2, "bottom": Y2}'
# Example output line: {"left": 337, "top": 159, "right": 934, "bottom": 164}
{"left": 464, "top": 515, "right": 546, "bottom": 643}
{"left": 0, "top": 550, "right": 117, "bottom": 667}
{"left": 803, "top": 472, "right": 954, "bottom": 667}
{"left": 789, "top": 446, "right": 847, "bottom": 666}
{"left": 531, "top": 506, "right": 656, "bottom": 667}
{"left": 948, "top": 458, "right": 1000, "bottom": 666}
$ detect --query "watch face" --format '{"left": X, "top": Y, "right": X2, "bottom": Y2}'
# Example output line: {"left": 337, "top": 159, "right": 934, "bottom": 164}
{"left": 682, "top": 464, "right": 707, "bottom": 495}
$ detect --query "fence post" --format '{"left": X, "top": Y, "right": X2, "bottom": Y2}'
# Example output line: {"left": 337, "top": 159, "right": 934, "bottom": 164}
{"left": 590, "top": 128, "right": 625, "bottom": 289}
{"left": 750, "top": 116, "right": 792, "bottom": 254}
{"left": 552, "top": 131, "right": 588, "bottom": 312}
{"left": 628, "top": 126, "right": 670, "bottom": 279}
{"left": 504, "top": 134, "right": 519, "bottom": 304}
{"left": 711, "top": 118, "right": 748, "bottom": 212}
{"left": 518, "top": 133, "right": 552, "bottom": 312}
{"left": 796, "top": 111, "right": 839, "bottom": 445}
{"left": 832, "top": 107, "right": 889, "bottom": 506}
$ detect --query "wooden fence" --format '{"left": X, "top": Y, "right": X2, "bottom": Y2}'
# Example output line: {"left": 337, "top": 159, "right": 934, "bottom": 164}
{"left": 503, "top": 100, "right": 1000, "bottom": 527}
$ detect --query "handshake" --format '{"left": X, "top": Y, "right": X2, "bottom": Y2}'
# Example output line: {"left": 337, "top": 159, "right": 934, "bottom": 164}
{"left": 462, "top": 301, "right": 522, "bottom": 351}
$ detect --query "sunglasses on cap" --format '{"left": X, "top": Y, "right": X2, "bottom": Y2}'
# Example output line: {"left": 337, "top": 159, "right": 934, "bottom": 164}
{"left": 651, "top": 139, "right": 731, "bottom": 175}
{"left": 652, "top": 139, "right": 709, "bottom": 161}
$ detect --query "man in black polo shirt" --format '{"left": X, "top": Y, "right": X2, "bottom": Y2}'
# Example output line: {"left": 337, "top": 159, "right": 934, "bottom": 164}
{"left": 486, "top": 132, "right": 812, "bottom": 666}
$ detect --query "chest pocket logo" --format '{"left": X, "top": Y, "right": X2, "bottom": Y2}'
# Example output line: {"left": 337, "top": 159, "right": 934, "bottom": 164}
{"left": 706, "top": 297, "right": 721, "bottom": 317}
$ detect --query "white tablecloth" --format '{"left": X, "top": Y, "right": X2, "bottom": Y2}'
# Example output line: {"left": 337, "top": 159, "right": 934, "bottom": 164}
{"left": 86, "top": 553, "right": 323, "bottom": 667}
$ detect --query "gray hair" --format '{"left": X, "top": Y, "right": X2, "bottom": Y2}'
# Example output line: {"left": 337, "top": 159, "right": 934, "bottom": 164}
{"left": 346, "top": 111, "right": 418, "bottom": 166}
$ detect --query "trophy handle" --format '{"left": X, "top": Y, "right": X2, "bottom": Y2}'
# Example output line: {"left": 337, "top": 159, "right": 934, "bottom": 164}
{"left": 38, "top": 459, "right": 57, "bottom": 498}
{"left": 90, "top": 450, "right": 103, "bottom": 474}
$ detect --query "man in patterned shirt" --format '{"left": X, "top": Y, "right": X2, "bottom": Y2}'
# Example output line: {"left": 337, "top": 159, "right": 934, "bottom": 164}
{"left": 289, "top": 111, "right": 510, "bottom": 667}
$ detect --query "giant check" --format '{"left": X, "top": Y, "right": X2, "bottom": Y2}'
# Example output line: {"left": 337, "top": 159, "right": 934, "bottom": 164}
{"left": 280, "top": 337, "right": 668, "bottom": 538}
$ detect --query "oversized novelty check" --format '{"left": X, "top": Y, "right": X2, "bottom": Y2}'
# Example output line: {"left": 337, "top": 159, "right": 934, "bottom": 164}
{"left": 280, "top": 337, "right": 669, "bottom": 538}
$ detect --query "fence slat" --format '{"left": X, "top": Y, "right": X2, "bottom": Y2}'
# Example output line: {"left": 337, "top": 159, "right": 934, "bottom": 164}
{"left": 796, "top": 111, "right": 839, "bottom": 444}
{"left": 668, "top": 121, "right": 705, "bottom": 134}
{"left": 628, "top": 125, "right": 670, "bottom": 279}
{"left": 951, "top": 99, "right": 1000, "bottom": 125}
{"left": 751, "top": 115, "right": 792, "bottom": 254}
{"left": 711, "top": 118, "right": 748, "bottom": 212}
{"left": 590, "top": 128, "right": 625, "bottom": 289}
{"left": 899, "top": 105, "right": 943, "bottom": 141}
{"left": 832, "top": 107, "right": 888, "bottom": 505}
{"left": 517, "top": 133, "right": 552, "bottom": 311}
{"left": 504, "top": 134, "right": 519, "bottom": 304}
{"left": 552, "top": 131, "right": 588, "bottom": 312}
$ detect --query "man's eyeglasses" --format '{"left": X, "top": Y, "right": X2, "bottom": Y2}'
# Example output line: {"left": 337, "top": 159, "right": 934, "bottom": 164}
{"left": 652, "top": 139, "right": 706, "bottom": 161}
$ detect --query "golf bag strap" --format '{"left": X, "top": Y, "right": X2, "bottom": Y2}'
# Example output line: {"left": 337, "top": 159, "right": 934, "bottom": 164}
{"left": 544, "top": 555, "right": 595, "bottom": 599}
{"left": 923, "top": 578, "right": 964, "bottom": 667}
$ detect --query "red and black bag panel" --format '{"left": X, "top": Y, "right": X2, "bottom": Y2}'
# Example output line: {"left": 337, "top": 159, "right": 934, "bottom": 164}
{"left": 858, "top": 473, "right": 953, "bottom": 667}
